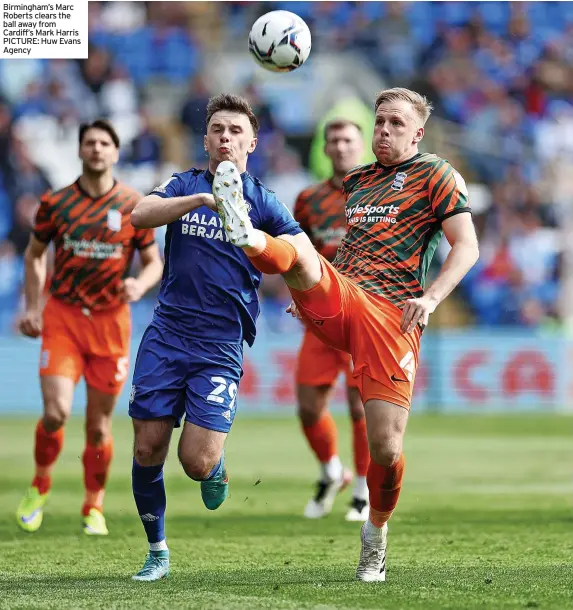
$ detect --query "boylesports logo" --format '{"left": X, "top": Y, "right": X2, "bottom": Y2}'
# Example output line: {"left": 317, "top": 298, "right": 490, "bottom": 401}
{"left": 63, "top": 234, "right": 123, "bottom": 260}
{"left": 312, "top": 226, "right": 346, "bottom": 247}
{"left": 346, "top": 203, "right": 400, "bottom": 226}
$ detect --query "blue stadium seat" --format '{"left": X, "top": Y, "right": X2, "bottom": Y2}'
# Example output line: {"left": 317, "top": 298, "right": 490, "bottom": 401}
{"left": 475, "top": 2, "right": 510, "bottom": 35}
{"left": 0, "top": 189, "right": 12, "bottom": 240}
{"left": 432, "top": 1, "right": 471, "bottom": 26}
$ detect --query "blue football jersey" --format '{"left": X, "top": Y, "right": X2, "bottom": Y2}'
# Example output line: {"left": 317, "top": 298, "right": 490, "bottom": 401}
{"left": 150, "top": 168, "right": 301, "bottom": 346}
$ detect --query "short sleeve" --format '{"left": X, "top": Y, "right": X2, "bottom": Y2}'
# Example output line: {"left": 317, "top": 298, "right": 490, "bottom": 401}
{"left": 429, "top": 160, "right": 471, "bottom": 221}
{"left": 33, "top": 195, "right": 55, "bottom": 243}
{"left": 134, "top": 227, "right": 155, "bottom": 250}
{"left": 293, "top": 191, "right": 311, "bottom": 236}
{"left": 259, "top": 191, "right": 302, "bottom": 237}
{"left": 150, "top": 174, "right": 185, "bottom": 199}
{"left": 342, "top": 165, "right": 364, "bottom": 197}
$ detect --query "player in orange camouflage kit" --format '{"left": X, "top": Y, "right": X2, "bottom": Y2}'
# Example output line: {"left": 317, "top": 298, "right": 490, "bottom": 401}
{"left": 16, "top": 120, "right": 163, "bottom": 536}
{"left": 213, "top": 88, "right": 479, "bottom": 582}
{"left": 294, "top": 119, "right": 371, "bottom": 522}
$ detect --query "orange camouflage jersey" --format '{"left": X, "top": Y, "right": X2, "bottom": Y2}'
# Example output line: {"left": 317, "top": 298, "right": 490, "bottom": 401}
{"left": 34, "top": 180, "right": 155, "bottom": 311}
{"left": 293, "top": 179, "right": 347, "bottom": 261}
{"left": 333, "top": 152, "right": 471, "bottom": 305}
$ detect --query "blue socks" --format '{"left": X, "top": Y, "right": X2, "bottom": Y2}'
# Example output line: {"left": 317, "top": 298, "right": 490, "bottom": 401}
{"left": 132, "top": 459, "right": 166, "bottom": 544}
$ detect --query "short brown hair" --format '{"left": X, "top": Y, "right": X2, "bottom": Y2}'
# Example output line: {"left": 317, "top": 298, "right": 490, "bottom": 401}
{"left": 324, "top": 118, "right": 363, "bottom": 141}
{"left": 374, "top": 87, "right": 433, "bottom": 125}
{"left": 206, "top": 93, "right": 259, "bottom": 136}
{"left": 79, "top": 119, "right": 120, "bottom": 148}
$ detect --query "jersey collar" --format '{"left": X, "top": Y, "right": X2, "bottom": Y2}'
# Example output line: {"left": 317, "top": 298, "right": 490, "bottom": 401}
{"left": 75, "top": 178, "right": 118, "bottom": 201}
{"left": 204, "top": 169, "right": 249, "bottom": 184}
{"left": 376, "top": 152, "right": 422, "bottom": 172}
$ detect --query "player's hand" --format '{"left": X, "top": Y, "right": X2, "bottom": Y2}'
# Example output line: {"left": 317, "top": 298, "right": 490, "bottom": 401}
{"left": 119, "top": 277, "right": 145, "bottom": 303}
{"left": 201, "top": 193, "right": 217, "bottom": 211}
{"left": 19, "top": 309, "right": 42, "bottom": 338}
{"left": 286, "top": 300, "right": 301, "bottom": 320}
{"left": 400, "top": 295, "right": 437, "bottom": 333}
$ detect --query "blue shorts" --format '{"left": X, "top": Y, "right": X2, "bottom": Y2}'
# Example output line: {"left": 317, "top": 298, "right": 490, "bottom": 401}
{"left": 128, "top": 324, "right": 243, "bottom": 433}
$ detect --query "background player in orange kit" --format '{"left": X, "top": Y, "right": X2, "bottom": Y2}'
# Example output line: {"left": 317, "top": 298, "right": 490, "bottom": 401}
{"left": 16, "top": 119, "right": 163, "bottom": 536}
{"left": 213, "top": 87, "right": 480, "bottom": 582}
{"left": 293, "top": 119, "right": 370, "bottom": 522}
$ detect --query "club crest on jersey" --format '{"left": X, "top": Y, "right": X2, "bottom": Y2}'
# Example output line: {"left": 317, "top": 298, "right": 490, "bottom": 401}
{"left": 391, "top": 172, "right": 407, "bottom": 191}
{"left": 153, "top": 177, "right": 175, "bottom": 194}
{"left": 107, "top": 209, "right": 122, "bottom": 232}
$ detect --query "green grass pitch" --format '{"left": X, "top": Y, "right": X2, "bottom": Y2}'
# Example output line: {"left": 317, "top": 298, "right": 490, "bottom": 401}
{"left": 1, "top": 413, "right": 572, "bottom": 609}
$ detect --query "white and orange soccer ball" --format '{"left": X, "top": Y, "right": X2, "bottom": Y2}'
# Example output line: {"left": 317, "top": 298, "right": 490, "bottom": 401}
{"left": 248, "top": 10, "right": 312, "bottom": 73}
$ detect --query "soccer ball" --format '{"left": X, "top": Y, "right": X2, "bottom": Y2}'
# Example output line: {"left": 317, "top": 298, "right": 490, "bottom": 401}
{"left": 248, "top": 10, "right": 312, "bottom": 73}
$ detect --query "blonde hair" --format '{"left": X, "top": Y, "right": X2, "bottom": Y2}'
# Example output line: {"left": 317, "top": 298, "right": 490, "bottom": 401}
{"left": 374, "top": 87, "right": 433, "bottom": 125}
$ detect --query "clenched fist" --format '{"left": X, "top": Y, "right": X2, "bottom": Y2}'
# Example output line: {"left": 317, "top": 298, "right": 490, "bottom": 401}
{"left": 19, "top": 310, "right": 42, "bottom": 338}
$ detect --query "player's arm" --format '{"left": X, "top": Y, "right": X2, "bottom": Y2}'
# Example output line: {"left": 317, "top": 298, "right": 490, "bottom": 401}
{"left": 20, "top": 235, "right": 49, "bottom": 338}
{"left": 119, "top": 243, "right": 164, "bottom": 303}
{"left": 131, "top": 193, "right": 216, "bottom": 229}
{"left": 401, "top": 162, "right": 479, "bottom": 333}
{"left": 401, "top": 213, "right": 479, "bottom": 333}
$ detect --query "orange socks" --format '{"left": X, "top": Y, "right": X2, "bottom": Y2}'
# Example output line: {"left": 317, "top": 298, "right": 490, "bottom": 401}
{"left": 247, "top": 233, "right": 298, "bottom": 275}
{"left": 352, "top": 417, "right": 370, "bottom": 477}
{"left": 82, "top": 439, "right": 114, "bottom": 515}
{"left": 302, "top": 412, "right": 338, "bottom": 464}
{"left": 33, "top": 419, "right": 64, "bottom": 494}
{"left": 367, "top": 453, "right": 405, "bottom": 528}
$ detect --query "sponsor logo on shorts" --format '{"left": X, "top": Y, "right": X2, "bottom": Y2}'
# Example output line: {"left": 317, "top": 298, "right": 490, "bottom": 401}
{"left": 40, "top": 349, "right": 50, "bottom": 369}
{"left": 390, "top": 374, "right": 409, "bottom": 384}
{"left": 311, "top": 319, "right": 324, "bottom": 326}
{"left": 129, "top": 385, "right": 136, "bottom": 404}
{"left": 221, "top": 410, "right": 231, "bottom": 422}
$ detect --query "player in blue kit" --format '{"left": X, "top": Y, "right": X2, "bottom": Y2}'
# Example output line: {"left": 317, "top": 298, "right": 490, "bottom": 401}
{"left": 128, "top": 94, "right": 308, "bottom": 581}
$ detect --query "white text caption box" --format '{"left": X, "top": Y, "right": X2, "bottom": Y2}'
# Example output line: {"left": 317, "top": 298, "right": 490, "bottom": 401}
{"left": 1, "top": 0, "right": 88, "bottom": 59}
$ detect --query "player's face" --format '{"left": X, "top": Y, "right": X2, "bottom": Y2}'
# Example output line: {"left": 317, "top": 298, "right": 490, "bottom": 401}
{"left": 79, "top": 128, "right": 119, "bottom": 174}
{"left": 372, "top": 100, "right": 424, "bottom": 166}
{"left": 205, "top": 111, "right": 257, "bottom": 172}
{"left": 325, "top": 125, "right": 364, "bottom": 175}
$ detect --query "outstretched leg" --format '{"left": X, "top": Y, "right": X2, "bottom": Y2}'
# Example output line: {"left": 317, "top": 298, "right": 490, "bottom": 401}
{"left": 213, "top": 161, "right": 322, "bottom": 291}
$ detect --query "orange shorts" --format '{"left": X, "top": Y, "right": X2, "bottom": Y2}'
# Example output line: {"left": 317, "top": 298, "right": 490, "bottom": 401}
{"left": 40, "top": 296, "right": 131, "bottom": 395}
{"left": 295, "top": 327, "right": 358, "bottom": 388}
{"left": 290, "top": 256, "right": 421, "bottom": 409}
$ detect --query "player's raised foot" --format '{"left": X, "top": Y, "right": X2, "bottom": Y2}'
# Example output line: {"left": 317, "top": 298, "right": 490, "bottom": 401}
{"left": 212, "top": 161, "right": 256, "bottom": 247}
{"left": 83, "top": 507, "right": 109, "bottom": 536}
{"left": 345, "top": 497, "right": 369, "bottom": 522}
{"left": 303, "top": 468, "right": 353, "bottom": 519}
{"left": 16, "top": 486, "right": 49, "bottom": 533}
{"left": 200, "top": 456, "right": 229, "bottom": 511}
{"left": 132, "top": 550, "right": 170, "bottom": 582}
{"left": 356, "top": 522, "right": 387, "bottom": 583}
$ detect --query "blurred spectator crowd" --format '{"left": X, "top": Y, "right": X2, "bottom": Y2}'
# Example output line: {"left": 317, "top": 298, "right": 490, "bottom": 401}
{"left": 0, "top": 1, "right": 572, "bottom": 334}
